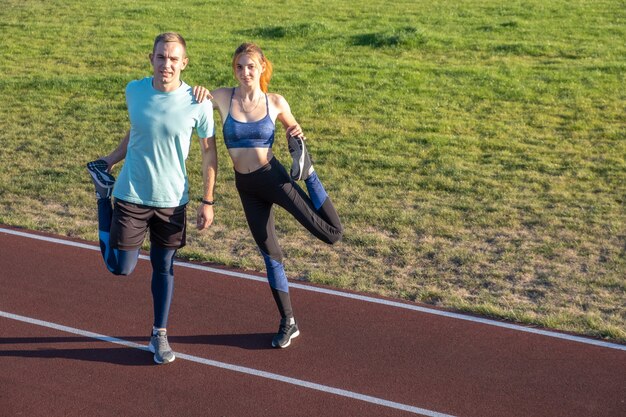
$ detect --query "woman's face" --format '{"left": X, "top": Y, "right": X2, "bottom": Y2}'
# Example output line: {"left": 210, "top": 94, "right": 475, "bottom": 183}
{"left": 234, "top": 54, "right": 264, "bottom": 88}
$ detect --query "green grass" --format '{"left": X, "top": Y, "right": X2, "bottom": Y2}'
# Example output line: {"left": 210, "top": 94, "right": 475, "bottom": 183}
{"left": 1, "top": 0, "right": 624, "bottom": 342}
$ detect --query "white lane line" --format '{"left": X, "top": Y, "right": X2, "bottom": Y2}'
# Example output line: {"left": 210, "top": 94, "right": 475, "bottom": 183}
{"left": 0, "top": 310, "right": 457, "bottom": 417}
{"left": 1, "top": 227, "right": 625, "bottom": 352}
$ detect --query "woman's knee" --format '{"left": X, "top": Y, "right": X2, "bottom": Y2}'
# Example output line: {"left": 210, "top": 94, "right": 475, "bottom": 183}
{"left": 321, "top": 226, "right": 343, "bottom": 245}
{"left": 256, "top": 236, "right": 283, "bottom": 263}
{"left": 329, "top": 230, "right": 343, "bottom": 245}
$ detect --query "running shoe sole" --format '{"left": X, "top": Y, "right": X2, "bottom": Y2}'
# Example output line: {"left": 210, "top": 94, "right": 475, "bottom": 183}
{"left": 86, "top": 160, "right": 115, "bottom": 188}
{"left": 288, "top": 136, "right": 313, "bottom": 181}
{"left": 86, "top": 159, "right": 115, "bottom": 199}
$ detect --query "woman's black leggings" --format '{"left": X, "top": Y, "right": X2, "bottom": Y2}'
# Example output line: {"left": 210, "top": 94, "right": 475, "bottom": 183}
{"left": 235, "top": 157, "right": 343, "bottom": 318}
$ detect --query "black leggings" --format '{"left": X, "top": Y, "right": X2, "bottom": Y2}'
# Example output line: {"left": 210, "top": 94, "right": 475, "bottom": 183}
{"left": 235, "top": 157, "right": 343, "bottom": 317}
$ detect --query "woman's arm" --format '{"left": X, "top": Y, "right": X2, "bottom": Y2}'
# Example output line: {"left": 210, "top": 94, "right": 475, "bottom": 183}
{"left": 271, "top": 94, "right": 304, "bottom": 139}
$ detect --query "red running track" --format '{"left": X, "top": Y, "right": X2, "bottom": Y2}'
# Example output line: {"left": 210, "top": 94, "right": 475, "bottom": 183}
{"left": 0, "top": 225, "right": 624, "bottom": 417}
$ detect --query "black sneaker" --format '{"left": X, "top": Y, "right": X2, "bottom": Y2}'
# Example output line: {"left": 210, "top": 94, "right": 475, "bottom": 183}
{"left": 288, "top": 136, "right": 314, "bottom": 181}
{"left": 86, "top": 159, "right": 115, "bottom": 199}
{"left": 272, "top": 318, "right": 300, "bottom": 348}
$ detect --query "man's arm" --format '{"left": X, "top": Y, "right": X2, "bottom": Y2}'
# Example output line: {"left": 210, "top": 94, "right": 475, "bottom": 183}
{"left": 102, "top": 131, "right": 130, "bottom": 171}
{"left": 196, "top": 135, "right": 218, "bottom": 230}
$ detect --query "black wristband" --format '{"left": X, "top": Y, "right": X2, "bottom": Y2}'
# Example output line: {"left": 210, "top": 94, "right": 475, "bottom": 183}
{"left": 201, "top": 199, "right": 215, "bottom": 205}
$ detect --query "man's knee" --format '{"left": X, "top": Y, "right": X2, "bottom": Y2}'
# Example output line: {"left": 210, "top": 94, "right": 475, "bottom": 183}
{"left": 111, "top": 264, "right": 135, "bottom": 276}
{"left": 109, "top": 249, "right": 139, "bottom": 276}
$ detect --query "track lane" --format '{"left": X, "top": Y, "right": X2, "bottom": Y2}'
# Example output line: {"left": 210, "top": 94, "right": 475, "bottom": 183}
{"left": 1, "top": 226, "right": 624, "bottom": 417}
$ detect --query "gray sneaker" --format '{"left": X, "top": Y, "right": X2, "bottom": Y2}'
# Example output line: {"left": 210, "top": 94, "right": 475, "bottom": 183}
{"left": 287, "top": 136, "right": 314, "bottom": 181}
{"left": 148, "top": 330, "right": 175, "bottom": 364}
{"left": 86, "top": 159, "right": 115, "bottom": 199}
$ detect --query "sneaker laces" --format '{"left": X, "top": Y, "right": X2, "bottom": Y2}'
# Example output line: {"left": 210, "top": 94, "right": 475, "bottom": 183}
{"left": 278, "top": 321, "right": 295, "bottom": 335}
{"left": 155, "top": 332, "right": 170, "bottom": 350}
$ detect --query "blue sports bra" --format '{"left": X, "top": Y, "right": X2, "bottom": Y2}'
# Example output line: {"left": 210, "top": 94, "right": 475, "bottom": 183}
{"left": 223, "top": 88, "right": 275, "bottom": 149}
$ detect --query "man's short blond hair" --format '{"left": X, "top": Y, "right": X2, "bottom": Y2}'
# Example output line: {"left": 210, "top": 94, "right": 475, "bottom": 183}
{"left": 152, "top": 32, "right": 187, "bottom": 56}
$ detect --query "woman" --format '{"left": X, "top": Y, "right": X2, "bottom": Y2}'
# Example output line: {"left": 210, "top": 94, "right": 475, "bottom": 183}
{"left": 199, "top": 43, "right": 343, "bottom": 348}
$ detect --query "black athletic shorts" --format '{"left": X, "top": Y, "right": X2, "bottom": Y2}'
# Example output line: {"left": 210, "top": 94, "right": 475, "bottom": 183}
{"left": 110, "top": 199, "right": 187, "bottom": 250}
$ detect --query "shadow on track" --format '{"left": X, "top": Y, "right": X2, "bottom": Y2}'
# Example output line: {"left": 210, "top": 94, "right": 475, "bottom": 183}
{"left": 0, "top": 332, "right": 275, "bottom": 365}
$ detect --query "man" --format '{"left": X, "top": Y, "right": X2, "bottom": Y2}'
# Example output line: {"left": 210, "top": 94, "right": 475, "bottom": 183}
{"left": 86, "top": 32, "right": 217, "bottom": 364}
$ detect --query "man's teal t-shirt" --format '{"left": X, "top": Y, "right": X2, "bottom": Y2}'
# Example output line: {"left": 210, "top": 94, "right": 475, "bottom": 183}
{"left": 113, "top": 77, "right": 215, "bottom": 208}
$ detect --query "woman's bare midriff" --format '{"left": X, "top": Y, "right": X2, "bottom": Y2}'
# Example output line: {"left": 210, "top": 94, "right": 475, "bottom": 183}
{"left": 229, "top": 147, "right": 274, "bottom": 173}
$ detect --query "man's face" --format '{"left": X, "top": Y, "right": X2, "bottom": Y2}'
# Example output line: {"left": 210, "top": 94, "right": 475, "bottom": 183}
{"left": 150, "top": 41, "right": 188, "bottom": 92}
